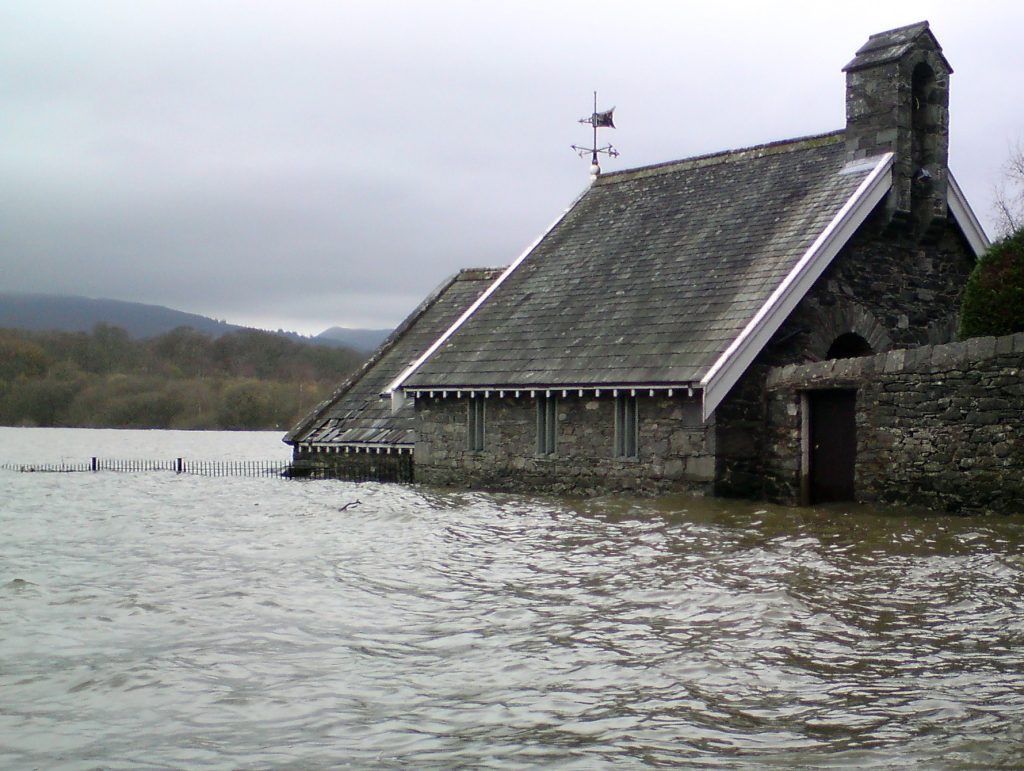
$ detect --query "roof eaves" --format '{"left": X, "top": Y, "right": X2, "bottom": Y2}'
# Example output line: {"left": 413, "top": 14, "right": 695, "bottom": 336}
{"left": 298, "top": 441, "right": 414, "bottom": 451}
{"left": 947, "top": 172, "right": 990, "bottom": 257}
{"left": 403, "top": 382, "right": 699, "bottom": 396}
{"left": 384, "top": 181, "right": 594, "bottom": 399}
{"left": 699, "top": 152, "right": 894, "bottom": 420}
{"left": 283, "top": 269, "right": 475, "bottom": 444}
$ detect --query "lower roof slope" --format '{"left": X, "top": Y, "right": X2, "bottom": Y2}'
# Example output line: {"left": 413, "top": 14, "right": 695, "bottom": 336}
{"left": 403, "top": 132, "right": 877, "bottom": 390}
{"left": 285, "top": 268, "right": 501, "bottom": 447}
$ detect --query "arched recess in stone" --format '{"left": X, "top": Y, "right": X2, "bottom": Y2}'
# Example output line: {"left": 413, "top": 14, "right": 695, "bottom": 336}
{"left": 911, "top": 61, "right": 937, "bottom": 175}
{"left": 796, "top": 297, "right": 892, "bottom": 362}
{"left": 826, "top": 332, "right": 873, "bottom": 359}
{"left": 910, "top": 60, "right": 939, "bottom": 231}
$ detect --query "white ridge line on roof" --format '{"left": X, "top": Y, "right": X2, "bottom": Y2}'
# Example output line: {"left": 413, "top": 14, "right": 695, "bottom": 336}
{"left": 383, "top": 182, "right": 593, "bottom": 401}
{"left": 699, "top": 152, "right": 894, "bottom": 421}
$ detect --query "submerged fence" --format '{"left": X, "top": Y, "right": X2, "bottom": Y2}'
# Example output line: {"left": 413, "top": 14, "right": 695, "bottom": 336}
{"left": 2, "top": 454, "right": 413, "bottom": 482}
{"left": 0, "top": 457, "right": 291, "bottom": 477}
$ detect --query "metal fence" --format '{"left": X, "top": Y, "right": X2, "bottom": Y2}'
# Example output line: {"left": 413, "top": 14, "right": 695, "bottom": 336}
{"left": 0, "top": 458, "right": 291, "bottom": 477}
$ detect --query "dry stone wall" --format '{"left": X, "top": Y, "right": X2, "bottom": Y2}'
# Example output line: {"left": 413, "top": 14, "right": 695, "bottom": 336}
{"left": 765, "top": 332, "right": 1024, "bottom": 514}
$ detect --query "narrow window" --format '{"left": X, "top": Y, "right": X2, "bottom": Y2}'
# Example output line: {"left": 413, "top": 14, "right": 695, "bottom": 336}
{"left": 536, "top": 394, "right": 557, "bottom": 455}
{"left": 613, "top": 395, "right": 638, "bottom": 458}
{"left": 467, "top": 398, "right": 485, "bottom": 451}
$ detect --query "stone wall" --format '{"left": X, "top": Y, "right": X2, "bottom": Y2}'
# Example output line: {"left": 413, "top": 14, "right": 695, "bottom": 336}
{"left": 844, "top": 32, "right": 951, "bottom": 227}
{"left": 788, "top": 212, "right": 973, "bottom": 354}
{"left": 289, "top": 447, "right": 413, "bottom": 482}
{"left": 415, "top": 393, "right": 714, "bottom": 496}
{"left": 713, "top": 206, "right": 976, "bottom": 499}
{"left": 765, "top": 332, "right": 1024, "bottom": 514}
{"left": 715, "top": 23, "right": 972, "bottom": 500}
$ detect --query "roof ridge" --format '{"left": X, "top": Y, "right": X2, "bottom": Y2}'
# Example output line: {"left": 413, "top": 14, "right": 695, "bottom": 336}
{"left": 457, "top": 266, "right": 505, "bottom": 279}
{"left": 596, "top": 130, "right": 845, "bottom": 184}
{"left": 842, "top": 20, "right": 950, "bottom": 75}
{"left": 854, "top": 20, "right": 930, "bottom": 56}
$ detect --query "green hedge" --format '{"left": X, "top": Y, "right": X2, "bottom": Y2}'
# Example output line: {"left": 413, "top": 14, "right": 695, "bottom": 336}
{"left": 959, "top": 228, "right": 1024, "bottom": 339}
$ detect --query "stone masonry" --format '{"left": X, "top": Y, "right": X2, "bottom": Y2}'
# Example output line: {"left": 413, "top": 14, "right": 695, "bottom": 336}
{"left": 415, "top": 393, "right": 714, "bottom": 496}
{"left": 289, "top": 446, "right": 413, "bottom": 482}
{"left": 712, "top": 204, "right": 976, "bottom": 499}
{"left": 764, "top": 332, "right": 1024, "bottom": 514}
{"left": 844, "top": 23, "right": 951, "bottom": 231}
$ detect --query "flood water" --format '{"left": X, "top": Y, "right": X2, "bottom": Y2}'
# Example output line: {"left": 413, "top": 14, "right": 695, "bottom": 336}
{"left": 2, "top": 427, "right": 1023, "bottom": 768}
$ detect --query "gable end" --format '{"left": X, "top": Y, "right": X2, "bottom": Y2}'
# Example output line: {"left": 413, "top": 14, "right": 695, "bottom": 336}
{"left": 700, "top": 153, "right": 894, "bottom": 419}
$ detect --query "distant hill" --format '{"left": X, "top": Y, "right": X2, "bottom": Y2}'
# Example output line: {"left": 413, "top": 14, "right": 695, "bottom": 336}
{"left": 0, "top": 292, "right": 364, "bottom": 349}
{"left": 0, "top": 293, "right": 246, "bottom": 338}
{"left": 316, "top": 326, "right": 392, "bottom": 352}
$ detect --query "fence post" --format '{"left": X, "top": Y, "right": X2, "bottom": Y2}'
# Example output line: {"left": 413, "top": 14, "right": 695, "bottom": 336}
{"left": 91, "top": 457, "right": 97, "bottom": 472}
{"left": 176, "top": 457, "right": 183, "bottom": 474}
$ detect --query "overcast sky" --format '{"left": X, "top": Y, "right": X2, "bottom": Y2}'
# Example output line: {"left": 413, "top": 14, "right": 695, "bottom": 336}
{"left": 3, "top": 1, "right": 1022, "bottom": 335}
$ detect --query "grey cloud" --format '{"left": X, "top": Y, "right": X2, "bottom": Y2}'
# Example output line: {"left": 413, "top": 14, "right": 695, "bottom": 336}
{"left": 2, "top": 2, "right": 1022, "bottom": 335}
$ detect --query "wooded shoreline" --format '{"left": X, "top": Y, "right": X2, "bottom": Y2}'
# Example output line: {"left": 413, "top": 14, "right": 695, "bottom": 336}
{"left": 0, "top": 324, "right": 364, "bottom": 431}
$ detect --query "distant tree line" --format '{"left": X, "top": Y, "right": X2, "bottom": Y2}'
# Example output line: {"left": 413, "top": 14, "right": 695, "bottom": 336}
{"left": 0, "top": 324, "right": 366, "bottom": 430}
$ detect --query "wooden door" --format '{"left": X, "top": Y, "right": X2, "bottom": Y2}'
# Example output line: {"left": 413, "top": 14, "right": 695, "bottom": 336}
{"left": 808, "top": 390, "right": 857, "bottom": 503}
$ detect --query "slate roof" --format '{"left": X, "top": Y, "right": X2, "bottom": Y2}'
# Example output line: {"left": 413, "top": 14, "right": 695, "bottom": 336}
{"left": 400, "top": 132, "right": 881, "bottom": 392}
{"left": 285, "top": 268, "right": 501, "bottom": 447}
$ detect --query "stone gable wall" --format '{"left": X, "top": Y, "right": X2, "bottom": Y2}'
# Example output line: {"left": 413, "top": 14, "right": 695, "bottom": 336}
{"left": 788, "top": 213, "right": 974, "bottom": 355}
{"left": 714, "top": 209, "right": 976, "bottom": 499}
{"left": 415, "top": 393, "right": 714, "bottom": 496}
{"left": 764, "top": 332, "right": 1024, "bottom": 514}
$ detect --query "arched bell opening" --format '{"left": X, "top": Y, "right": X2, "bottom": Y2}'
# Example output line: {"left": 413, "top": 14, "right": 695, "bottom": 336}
{"left": 911, "top": 62, "right": 937, "bottom": 176}
{"left": 826, "top": 332, "right": 873, "bottom": 360}
{"left": 910, "top": 60, "right": 941, "bottom": 233}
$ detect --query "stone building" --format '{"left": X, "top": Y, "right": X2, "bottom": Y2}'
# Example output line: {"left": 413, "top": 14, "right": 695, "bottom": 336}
{"left": 288, "top": 22, "right": 989, "bottom": 503}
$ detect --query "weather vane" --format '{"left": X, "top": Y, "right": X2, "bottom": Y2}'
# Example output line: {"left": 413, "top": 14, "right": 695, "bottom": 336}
{"left": 572, "top": 91, "right": 618, "bottom": 176}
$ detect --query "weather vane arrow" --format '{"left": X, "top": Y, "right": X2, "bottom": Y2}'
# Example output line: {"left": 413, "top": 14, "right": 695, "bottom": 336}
{"left": 571, "top": 91, "right": 618, "bottom": 176}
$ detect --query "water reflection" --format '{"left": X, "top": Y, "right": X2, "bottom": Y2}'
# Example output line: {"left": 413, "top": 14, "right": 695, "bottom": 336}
{"left": 1, "top": 464, "right": 1023, "bottom": 768}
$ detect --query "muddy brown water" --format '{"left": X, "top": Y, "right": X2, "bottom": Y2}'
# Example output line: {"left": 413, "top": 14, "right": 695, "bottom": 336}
{"left": 2, "top": 428, "right": 1023, "bottom": 767}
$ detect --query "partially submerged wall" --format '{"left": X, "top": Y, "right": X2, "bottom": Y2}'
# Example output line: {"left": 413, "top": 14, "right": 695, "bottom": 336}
{"left": 289, "top": 447, "right": 413, "bottom": 482}
{"left": 713, "top": 208, "right": 975, "bottom": 500}
{"left": 415, "top": 393, "right": 714, "bottom": 496}
{"left": 765, "top": 332, "right": 1024, "bottom": 514}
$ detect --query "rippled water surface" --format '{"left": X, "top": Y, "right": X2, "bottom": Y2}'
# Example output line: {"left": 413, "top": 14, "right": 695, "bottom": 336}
{"left": 2, "top": 428, "right": 1024, "bottom": 768}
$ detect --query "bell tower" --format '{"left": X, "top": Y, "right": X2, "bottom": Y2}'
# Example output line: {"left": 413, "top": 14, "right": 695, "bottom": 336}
{"left": 843, "top": 21, "right": 952, "bottom": 234}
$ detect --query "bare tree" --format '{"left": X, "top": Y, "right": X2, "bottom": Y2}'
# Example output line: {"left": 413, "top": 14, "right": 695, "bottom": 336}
{"left": 994, "top": 140, "right": 1024, "bottom": 237}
